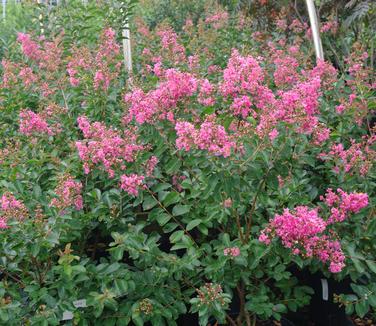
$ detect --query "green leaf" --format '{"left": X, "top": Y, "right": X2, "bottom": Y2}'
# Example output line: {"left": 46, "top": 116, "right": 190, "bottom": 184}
{"left": 105, "top": 263, "right": 120, "bottom": 274}
{"left": 172, "top": 205, "right": 191, "bottom": 216}
{"left": 156, "top": 213, "right": 171, "bottom": 226}
{"left": 170, "top": 230, "right": 184, "bottom": 243}
{"left": 355, "top": 300, "right": 369, "bottom": 318}
{"left": 273, "top": 304, "right": 287, "bottom": 313}
{"left": 114, "top": 279, "right": 128, "bottom": 295}
{"left": 163, "top": 192, "right": 180, "bottom": 207}
{"left": 365, "top": 260, "right": 376, "bottom": 274}
{"left": 165, "top": 157, "right": 181, "bottom": 175}
{"left": 186, "top": 219, "right": 201, "bottom": 231}
{"left": 142, "top": 196, "right": 158, "bottom": 211}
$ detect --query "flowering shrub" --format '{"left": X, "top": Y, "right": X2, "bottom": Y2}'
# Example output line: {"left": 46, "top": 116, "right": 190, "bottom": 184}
{"left": 0, "top": 2, "right": 375, "bottom": 325}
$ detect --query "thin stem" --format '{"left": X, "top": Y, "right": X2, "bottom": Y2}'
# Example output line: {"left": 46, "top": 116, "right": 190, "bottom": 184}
{"left": 146, "top": 189, "right": 199, "bottom": 248}
{"left": 234, "top": 209, "right": 245, "bottom": 244}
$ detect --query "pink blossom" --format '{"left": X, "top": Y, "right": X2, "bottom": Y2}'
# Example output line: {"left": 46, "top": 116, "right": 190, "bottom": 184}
{"left": 230, "top": 96, "right": 253, "bottom": 118}
{"left": 223, "top": 198, "right": 232, "bottom": 208}
{"left": 224, "top": 247, "right": 240, "bottom": 257}
{"left": 17, "top": 33, "right": 41, "bottom": 60}
{"left": 312, "top": 125, "right": 330, "bottom": 145}
{"left": 94, "top": 70, "right": 111, "bottom": 90}
{"left": 273, "top": 53, "right": 299, "bottom": 87}
{"left": 19, "top": 110, "right": 53, "bottom": 136}
{"left": 0, "top": 193, "right": 28, "bottom": 223}
{"left": 336, "top": 104, "right": 346, "bottom": 114}
{"left": 156, "top": 28, "right": 185, "bottom": 63}
{"left": 19, "top": 67, "right": 38, "bottom": 87}
{"left": 269, "top": 129, "right": 279, "bottom": 141}
{"left": 321, "top": 188, "right": 368, "bottom": 224}
{"left": 321, "top": 20, "right": 338, "bottom": 34}
{"left": 76, "top": 116, "right": 144, "bottom": 177}
{"left": 120, "top": 174, "right": 145, "bottom": 196}
{"left": 175, "top": 119, "right": 236, "bottom": 157}
{"left": 0, "top": 218, "right": 8, "bottom": 229}
{"left": 124, "top": 69, "right": 198, "bottom": 125}
{"left": 321, "top": 139, "right": 374, "bottom": 176}
{"left": 205, "top": 11, "right": 229, "bottom": 29}
{"left": 146, "top": 156, "right": 159, "bottom": 177}
{"left": 50, "top": 176, "right": 83, "bottom": 211}
{"left": 277, "top": 175, "right": 285, "bottom": 188}
{"left": 259, "top": 206, "right": 345, "bottom": 272}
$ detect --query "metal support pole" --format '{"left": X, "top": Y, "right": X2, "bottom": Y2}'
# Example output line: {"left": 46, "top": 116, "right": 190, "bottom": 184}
{"left": 305, "top": 0, "right": 324, "bottom": 61}
{"left": 122, "top": 23, "right": 132, "bottom": 74}
{"left": 2, "top": 0, "right": 6, "bottom": 21}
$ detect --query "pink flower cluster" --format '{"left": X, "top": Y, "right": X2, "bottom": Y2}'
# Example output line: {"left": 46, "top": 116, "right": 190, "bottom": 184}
{"left": 50, "top": 175, "right": 83, "bottom": 211}
{"left": 19, "top": 67, "right": 38, "bottom": 87}
{"left": 223, "top": 247, "right": 240, "bottom": 257}
{"left": 259, "top": 188, "right": 369, "bottom": 272}
{"left": 94, "top": 28, "right": 121, "bottom": 91}
{"left": 308, "top": 60, "right": 337, "bottom": 90}
{"left": 124, "top": 69, "right": 198, "bottom": 124}
{"left": 1, "top": 59, "right": 18, "bottom": 88}
{"left": 205, "top": 11, "right": 229, "bottom": 29}
{"left": 0, "top": 193, "right": 28, "bottom": 229}
{"left": 156, "top": 28, "right": 185, "bottom": 63}
{"left": 175, "top": 119, "right": 236, "bottom": 157}
{"left": 273, "top": 52, "right": 299, "bottom": 87}
{"left": 67, "top": 28, "right": 121, "bottom": 90}
{"left": 120, "top": 174, "right": 145, "bottom": 196}
{"left": 312, "top": 124, "right": 330, "bottom": 145}
{"left": 320, "top": 137, "right": 375, "bottom": 176}
{"left": 321, "top": 20, "right": 338, "bottom": 34}
{"left": 198, "top": 79, "right": 216, "bottom": 106}
{"left": 17, "top": 33, "right": 41, "bottom": 61}
{"left": 320, "top": 188, "right": 369, "bottom": 224}
{"left": 145, "top": 156, "right": 159, "bottom": 177}
{"left": 220, "top": 49, "right": 265, "bottom": 99}
{"left": 19, "top": 110, "right": 54, "bottom": 136}
{"left": 259, "top": 206, "right": 345, "bottom": 273}
{"left": 219, "top": 50, "right": 326, "bottom": 141}
{"left": 76, "top": 116, "right": 144, "bottom": 177}
{"left": 17, "top": 33, "right": 63, "bottom": 74}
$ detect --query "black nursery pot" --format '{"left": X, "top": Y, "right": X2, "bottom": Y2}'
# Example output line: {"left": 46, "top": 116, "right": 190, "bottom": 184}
{"left": 289, "top": 268, "right": 355, "bottom": 326}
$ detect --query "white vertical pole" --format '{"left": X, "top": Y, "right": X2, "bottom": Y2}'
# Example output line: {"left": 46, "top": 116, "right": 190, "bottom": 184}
{"left": 122, "top": 22, "right": 132, "bottom": 74}
{"left": 2, "top": 0, "right": 6, "bottom": 21}
{"left": 306, "top": 0, "right": 324, "bottom": 61}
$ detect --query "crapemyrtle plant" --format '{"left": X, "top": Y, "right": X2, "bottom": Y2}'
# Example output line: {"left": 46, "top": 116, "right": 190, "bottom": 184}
{"left": 0, "top": 3, "right": 375, "bottom": 326}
